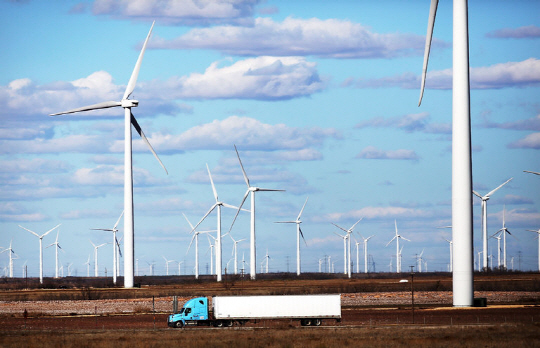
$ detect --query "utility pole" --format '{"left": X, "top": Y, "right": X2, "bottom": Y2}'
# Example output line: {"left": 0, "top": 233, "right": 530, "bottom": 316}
{"left": 410, "top": 265, "right": 415, "bottom": 324}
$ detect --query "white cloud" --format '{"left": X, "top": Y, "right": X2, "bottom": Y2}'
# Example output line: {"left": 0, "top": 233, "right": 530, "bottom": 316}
{"left": 481, "top": 114, "right": 540, "bottom": 131}
{"left": 486, "top": 25, "right": 540, "bottom": 39}
{"left": 317, "top": 206, "right": 434, "bottom": 223}
{"left": 92, "top": 0, "right": 260, "bottom": 25}
{"left": 508, "top": 132, "right": 540, "bottom": 149}
{"left": 355, "top": 146, "right": 419, "bottom": 161}
{"left": 355, "top": 112, "right": 451, "bottom": 134}
{"left": 145, "top": 56, "right": 326, "bottom": 100}
{"left": 72, "top": 164, "right": 165, "bottom": 187}
{"left": 150, "top": 16, "right": 430, "bottom": 58}
{"left": 133, "top": 115, "right": 341, "bottom": 152}
{"left": 348, "top": 58, "right": 540, "bottom": 90}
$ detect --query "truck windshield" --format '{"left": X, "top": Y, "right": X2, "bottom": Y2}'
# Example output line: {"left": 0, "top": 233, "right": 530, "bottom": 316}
{"left": 178, "top": 308, "right": 184, "bottom": 314}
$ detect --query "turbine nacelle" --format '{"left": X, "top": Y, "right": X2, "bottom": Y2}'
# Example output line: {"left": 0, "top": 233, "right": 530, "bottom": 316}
{"left": 122, "top": 99, "right": 139, "bottom": 108}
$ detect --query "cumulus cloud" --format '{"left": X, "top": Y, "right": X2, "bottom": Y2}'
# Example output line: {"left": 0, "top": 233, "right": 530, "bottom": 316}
{"left": 92, "top": 0, "right": 260, "bottom": 25}
{"left": 481, "top": 114, "right": 540, "bottom": 131}
{"left": 133, "top": 115, "right": 341, "bottom": 153}
{"left": 486, "top": 25, "right": 540, "bottom": 39}
{"left": 150, "top": 17, "right": 432, "bottom": 58}
{"left": 318, "top": 206, "right": 433, "bottom": 223}
{"left": 508, "top": 133, "right": 540, "bottom": 149}
{"left": 355, "top": 146, "right": 419, "bottom": 161}
{"left": 144, "top": 56, "right": 326, "bottom": 100}
{"left": 347, "top": 58, "right": 540, "bottom": 90}
{"left": 355, "top": 112, "right": 451, "bottom": 134}
{"left": 72, "top": 164, "right": 167, "bottom": 187}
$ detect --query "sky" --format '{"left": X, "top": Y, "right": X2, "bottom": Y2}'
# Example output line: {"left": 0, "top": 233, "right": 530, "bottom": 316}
{"left": 1, "top": 0, "right": 539, "bottom": 279}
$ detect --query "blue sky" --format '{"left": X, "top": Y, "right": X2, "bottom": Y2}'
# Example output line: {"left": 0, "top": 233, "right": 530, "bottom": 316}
{"left": 1, "top": 0, "right": 539, "bottom": 278}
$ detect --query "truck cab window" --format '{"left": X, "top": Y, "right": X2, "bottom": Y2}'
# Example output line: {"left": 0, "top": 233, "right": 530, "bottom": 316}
{"left": 184, "top": 308, "right": 191, "bottom": 315}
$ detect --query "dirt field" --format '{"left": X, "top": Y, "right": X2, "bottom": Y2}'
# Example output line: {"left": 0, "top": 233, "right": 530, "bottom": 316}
{"left": 1, "top": 274, "right": 539, "bottom": 347}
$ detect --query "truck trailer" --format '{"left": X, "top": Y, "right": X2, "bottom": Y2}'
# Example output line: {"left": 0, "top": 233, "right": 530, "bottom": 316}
{"left": 167, "top": 294, "right": 341, "bottom": 328}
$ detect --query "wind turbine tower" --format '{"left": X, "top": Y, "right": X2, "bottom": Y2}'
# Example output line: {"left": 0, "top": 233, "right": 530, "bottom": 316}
{"left": 332, "top": 219, "right": 362, "bottom": 278}
{"left": 92, "top": 211, "right": 124, "bottom": 285}
{"left": 360, "top": 234, "right": 374, "bottom": 274}
{"left": 419, "top": 0, "right": 476, "bottom": 306}
{"left": 528, "top": 228, "right": 540, "bottom": 271}
{"left": 275, "top": 197, "right": 309, "bottom": 276}
{"left": 230, "top": 234, "right": 246, "bottom": 275}
{"left": 46, "top": 230, "right": 63, "bottom": 278}
{"left": 90, "top": 241, "right": 108, "bottom": 277}
{"left": 50, "top": 22, "right": 167, "bottom": 289}
{"left": 19, "top": 224, "right": 60, "bottom": 284}
{"left": 230, "top": 145, "right": 285, "bottom": 280}
{"left": 0, "top": 239, "right": 17, "bottom": 278}
{"left": 385, "top": 220, "right": 410, "bottom": 273}
{"left": 473, "top": 178, "right": 513, "bottom": 271}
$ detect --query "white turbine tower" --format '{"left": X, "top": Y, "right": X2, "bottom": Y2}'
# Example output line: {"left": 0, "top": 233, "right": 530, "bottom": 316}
{"left": 229, "top": 145, "right": 285, "bottom": 280}
{"left": 229, "top": 234, "right": 246, "bottom": 275}
{"left": 19, "top": 224, "right": 60, "bottom": 284}
{"left": 45, "top": 230, "right": 63, "bottom": 278}
{"left": 385, "top": 220, "right": 410, "bottom": 273}
{"left": 528, "top": 228, "right": 540, "bottom": 271}
{"left": 473, "top": 178, "right": 513, "bottom": 271}
{"left": 333, "top": 219, "right": 362, "bottom": 278}
{"left": 274, "top": 197, "right": 309, "bottom": 276}
{"left": 84, "top": 255, "right": 91, "bottom": 277}
{"left": 359, "top": 234, "right": 374, "bottom": 274}
{"left": 163, "top": 256, "right": 175, "bottom": 276}
{"left": 184, "top": 213, "right": 214, "bottom": 280}
{"left": 495, "top": 205, "right": 514, "bottom": 270}
{"left": 190, "top": 164, "right": 241, "bottom": 282}
{"left": 92, "top": 211, "right": 124, "bottom": 285}
{"left": 419, "top": 0, "right": 474, "bottom": 307}
{"left": 0, "top": 239, "right": 17, "bottom": 278}
{"left": 90, "top": 240, "right": 108, "bottom": 277}
{"left": 50, "top": 22, "right": 167, "bottom": 289}
{"left": 490, "top": 231, "right": 502, "bottom": 269}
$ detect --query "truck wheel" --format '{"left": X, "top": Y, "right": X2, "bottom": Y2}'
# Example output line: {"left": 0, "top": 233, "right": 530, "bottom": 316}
{"left": 301, "top": 319, "right": 312, "bottom": 326}
{"left": 225, "top": 320, "right": 233, "bottom": 327}
{"left": 174, "top": 321, "right": 184, "bottom": 328}
{"left": 214, "top": 320, "right": 224, "bottom": 327}
{"left": 313, "top": 319, "right": 322, "bottom": 326}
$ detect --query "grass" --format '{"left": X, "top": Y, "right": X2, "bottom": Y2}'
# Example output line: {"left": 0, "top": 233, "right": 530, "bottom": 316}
{"left": 1, "top": 324, "right": 539, "bottom": 348}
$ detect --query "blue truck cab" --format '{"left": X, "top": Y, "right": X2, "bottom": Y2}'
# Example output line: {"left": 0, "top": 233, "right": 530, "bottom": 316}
{"left": 167, "top": 297, "right": 209, "bottom": 328}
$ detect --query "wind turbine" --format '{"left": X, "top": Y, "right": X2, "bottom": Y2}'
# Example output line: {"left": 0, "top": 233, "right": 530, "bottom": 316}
{"left": 49, "top": 22, "right": 167, "bottom": 289}
{"left": 84, "top": 254, "right": 91, "bottom": 277}
{"left": 490, "top": 231, "right": 502, "bottom": 269}
{"left": 229, "top": 234, "right": 246, "bottom": 275}
{"left": 524, "top": 170, "right": 540, "bottom": 176}
{"left": 385, "top": 220, "right": 410, "bottom": 273}
{"left": 45, "top": 230, "right": 63, "bottom": 278}
{"left": 19, "top": 224, "right": 60, "bottom": 284}
{"left": 359, "top": 234, "right": 374, "bottom": 274}
{"left": 333, "top": 231, "right": 348, "bottom": 275}
{"left": 0, "top": 239, "right": 17, "bottom": 278}
{"left": 274, "top": 197, "right": 309, "bottom": 276}
{"left": 418, "top": 0, "right": 474, "bottom": 306}
{"left": 473, "top": 178, "right": 513, "bottom": 271}
{"left": 163, "top": 256, "right": 175, "bottom": 276}
{"left": 416, "top": 249, "right": 425, "bottom": 273}
{"left": 184, "top": 213, "right": 214, "bottom": 279}
{"left": 190, "top": 164, "right": 241, "bottom": 282}
{"left": 229, "top": 145, "right": 285, "bottom": 280}
{"left": 90, "top": 240, "right": 108, "bottom": 277}
{"left": 333, "top": 219, "right": 362, "bottom": 278}
{"left": 92, "top": 211, "right": 124, "bottom": 285}
{"left": 496, "top": 205, "right": 514, "bottom": 270}
{"left": 527, "top": 228, "right": 540, "bottom": 271}
{"left": 263, "top": 249, "right": 270, "bottom": 273}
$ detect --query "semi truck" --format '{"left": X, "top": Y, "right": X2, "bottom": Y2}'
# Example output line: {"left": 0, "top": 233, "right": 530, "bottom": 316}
{"left": 167, "top": 294, "right": 341, "bottom": 328}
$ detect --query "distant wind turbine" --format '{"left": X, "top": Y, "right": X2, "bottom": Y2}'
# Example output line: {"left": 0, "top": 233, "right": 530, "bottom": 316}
{"left": 84, "top": 254, "right": 91, "bottom": 277}
{"left": 0, "top": 239, "right": 17, "bottom": 278}
{"left": 229, "top": 145, "right": 285, "bottom": 280}
{"left": 92, "top": 211, "right": 124, "bottom": 285}
{"left": 90, "top": 240, "right": 108, "bottom": 277}
{"left": 333, "top": 219, "right": 362, "bottom": 278}
{"left": 50, "top": 22, "right": 167, "bottom": 289}
{"left": 275, "top": 197, "right": 309, "bottom": 276}
{"left": 359, "top": 234, "right": 374, "bottom": 274}
{"left": 45, "top": 230, "right": 64, "bottom": 278}
{"left": 163, "top": 256, "right": 175, "bottom": 276}
{"left": 527, "top": 228, "right": 540, "bottom": 271}
{"left": 190, "top": 164, "right": 241, "bottom": 282}
{"left": 184, "top": 213, "right": 214, "bottom": 279}
{"left": 19, "top": 224, "right": 60, "bottom": 284}
{"left": 495, "top": 205, "right": 514, "bottom": 269}
{"left": 418, "top": 0, "right": 474, "bottom": 307}
{"left": 473, "top": 178, "right": 513, "bottom": 271}
{"left": 385, "top": 220, "right": 410, "bottom": 273}
{"left": 229, "top": 234, "right": 246, "bottom": 275}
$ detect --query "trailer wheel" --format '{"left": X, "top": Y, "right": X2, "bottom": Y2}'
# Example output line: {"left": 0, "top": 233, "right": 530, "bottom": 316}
{"left": 313, "top": 319, "right": 322, "bottom": 326}
{"left": 225, "top": 320, "right": 233, "bottom": 327}
{"left": 301, "top": 319, "right": 312, "bottom": 326}
{"left": 214, "top": 320, "right": 224, "bottom": 327}
{"left": 174, "top": 321, "right": 184, "bottom": 328}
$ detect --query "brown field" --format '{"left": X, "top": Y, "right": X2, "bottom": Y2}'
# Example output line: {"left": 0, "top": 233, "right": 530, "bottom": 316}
{"left": 1, "top": 273, "right": 539, "bottom": 347}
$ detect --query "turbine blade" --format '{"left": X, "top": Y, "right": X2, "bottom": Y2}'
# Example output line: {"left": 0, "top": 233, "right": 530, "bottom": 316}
{"left": 113, "top": 210, "right": 125, "bottom": 230}
{"left": 206, "top": 163, "right": 219, "bottom": 202}
{"left": 228, "top": 190, "right": 250, "bottom": 234}
{"left": 401, "top": 236, "right": 412, "bottom": 242}
{"left": 297, "top": 196, "right": 309, "bottom": 220}
{"left": 332, "top": 223, "right": 348, "bottom": 233}
{"left": 386, "top": 236, "right": 397, "bottom": 247}
{"left": 191, "top": 204, "right": 217, "bottom": 233}
{"left": 275, "top": 221, "right": 296, "bottom": 224}
{"left": 91, "top": 228, "right": 113, "bottom": 231}
{"left": 131, "top": 112, "right": 168, "bottom": 174}
{"left": 49, "top": 101, "right": 122, "bottom": 116}
{"left": 349, "top": 218, "right": 363, "bottom": 232}
{"left": 234, "top": 145, "right": 250, "bottom": 188}
{"left": 182, "top": 213, "right": 195, "bottom": 231}
{"left": 486, "top": 178, "right": 513, "bottom": 198}
{"left": 524, "top": 170, "right": 540, "bottom": 176}
{"left": 257, "top": 188, "right": 286, "bottom": 192}
{"left": 18, "top": 225, "right": 40, "bottom": 238}
{"left": 43, "top": 224, "right": 61, "bottom": 238}
{"left": 299, "top": 226, "right": 307, "bottom": 246}
{"left": 123, "top": 21, "right": 155, "bottom": 100}
{"left": 472, "top": 190, "right": 483, "bottom": 199}
{"left": 418, "top": 0, "right": 439, "bottom": 106}
{"left": 116, "top": 237, "right": 122, "bottom": 257}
